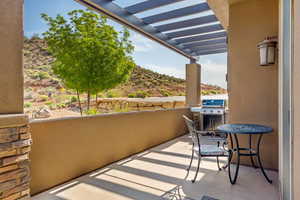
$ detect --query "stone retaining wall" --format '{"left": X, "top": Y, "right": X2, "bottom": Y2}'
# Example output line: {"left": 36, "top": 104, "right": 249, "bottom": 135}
{"left": 0, "top": 115, "right": 31, "bottom": 200}
{"left": 97, "top": 99, "right": 186, "bottom": 111}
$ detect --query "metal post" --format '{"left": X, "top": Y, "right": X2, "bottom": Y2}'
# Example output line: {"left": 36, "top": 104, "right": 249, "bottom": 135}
{"left": 190, "top": 58, "right": 197, "bottom": 64}
{"left": 279, "top": 0, "right": 293, "bottom": 199}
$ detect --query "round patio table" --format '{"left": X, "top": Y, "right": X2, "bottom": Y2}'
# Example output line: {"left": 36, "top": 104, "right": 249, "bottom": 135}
{"left": 217, "top": 124, "right": 273, "bottom": 184}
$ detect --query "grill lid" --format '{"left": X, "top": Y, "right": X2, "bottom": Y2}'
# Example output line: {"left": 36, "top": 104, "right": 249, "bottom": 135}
{"left": 202, "top": 99, "right": 225, "bottom": 108}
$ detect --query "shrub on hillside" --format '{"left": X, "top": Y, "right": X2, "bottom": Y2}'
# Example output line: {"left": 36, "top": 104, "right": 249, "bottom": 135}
{"left": 56, "top": 103, "right": 66, "bottom": 109}
{"left": 31, "top": 71, "right": 50, "bottom": 80}
{"left": 160, "top": 89, "right": 172, "bottom": 97}
{"left": 45, "top": 101, "right": 56, "bottom": 110}
{"left": 202, "top": 90, "right": 210, "bottom": 95}
{"left": 127, "top": 93, "right": 135, "bottom": 98}
{"left": 85, "top": 108, "right": 101, "bottom": 115}
{"left": 128, "top": 90, "right": 149, "bottom": 98}
{"left": 38, "top": 95, "right": 49, "bottom": 102}
{"left": 106, "top": 90, "right": 122, "bottom": 98}
{"left": 24, "top": 102, "right": 32, "bottom": 108}
{"left": 70, "top": 96, "right": 77, "bottom": 103}
{"left": 209, "top": 90, "right": 218, "bottom": 95}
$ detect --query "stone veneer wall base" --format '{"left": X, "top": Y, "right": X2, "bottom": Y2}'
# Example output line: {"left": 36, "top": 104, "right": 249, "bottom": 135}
{"left": 0, "top": 115, "right": 31, "bottom": 200}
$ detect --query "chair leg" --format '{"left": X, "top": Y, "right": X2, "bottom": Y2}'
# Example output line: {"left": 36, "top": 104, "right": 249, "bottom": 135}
{"left": 216, "top": 141, "right": 222, "bottom": 171}
{"left": 192, "top": 157, "right": 201, "bottom": 183}
{"left": 222, "top": 141, "right": 227, "bottom": 150}
{"left": 216, "top": 156, "right": 221, "bottom": 171}
{"left": 187, "top": 144, "right": 194, "bottom": 172}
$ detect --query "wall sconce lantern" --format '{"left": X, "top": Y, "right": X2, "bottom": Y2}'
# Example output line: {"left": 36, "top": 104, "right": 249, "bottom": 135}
{"left": 257, "top": 36, "right": 278, "bottom": 66}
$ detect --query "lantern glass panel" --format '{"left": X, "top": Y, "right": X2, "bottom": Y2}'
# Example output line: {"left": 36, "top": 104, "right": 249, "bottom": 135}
{"left": 260, "top": 46, "right": 268, "bottom": 65}
{"left": 267, "top": 46, "right": 275, "bottom": 64}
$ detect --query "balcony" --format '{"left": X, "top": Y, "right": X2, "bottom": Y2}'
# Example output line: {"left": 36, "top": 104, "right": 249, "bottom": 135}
{"left": 1, "top": 0, "right": 295, "bottom": 199}
{"left": 32, "top": 134, "right": 279, "bottom": 200}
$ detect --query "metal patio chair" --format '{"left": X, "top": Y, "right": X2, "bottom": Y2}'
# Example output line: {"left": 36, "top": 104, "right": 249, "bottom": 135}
{"left": 183, "top": 115, "right": 229, "bottom": 183}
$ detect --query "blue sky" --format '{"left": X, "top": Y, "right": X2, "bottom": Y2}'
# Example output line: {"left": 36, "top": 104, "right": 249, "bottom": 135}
{"left": 24, "top": 0, "right": 227, "bottom": 88}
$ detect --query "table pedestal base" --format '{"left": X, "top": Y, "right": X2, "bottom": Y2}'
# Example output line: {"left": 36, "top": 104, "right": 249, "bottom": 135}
{"left": 228, "top": 134, "right": 272, "bottom": 184}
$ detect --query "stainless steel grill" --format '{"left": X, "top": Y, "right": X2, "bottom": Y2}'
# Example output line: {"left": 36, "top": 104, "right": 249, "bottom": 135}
{"left": 191, "top": 99, "right": 227, "bottom": 134}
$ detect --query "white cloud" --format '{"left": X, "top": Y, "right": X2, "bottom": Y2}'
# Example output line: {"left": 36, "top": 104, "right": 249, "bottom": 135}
{"left": 200, "top": 59, "right": 227, "bottom": 88}
{"left": 141, "top": 60, "right": 227, "bottom": 89}
{"left": 129, "top": 32, "right": 227, "bottom": 88}
{"left": 130, "top": 33, "right": 154, "bottom": 52}
{"left": 201, "top": 60, "right": 227, "bottom": 73}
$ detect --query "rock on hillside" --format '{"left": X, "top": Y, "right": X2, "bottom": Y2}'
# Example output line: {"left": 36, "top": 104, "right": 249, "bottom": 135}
{"left": 24, "top": 38, "right": 54, "bottom": 68}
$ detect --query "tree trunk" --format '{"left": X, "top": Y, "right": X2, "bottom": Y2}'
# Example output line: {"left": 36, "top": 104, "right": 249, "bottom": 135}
{"left": 87, "top": 91, "right": 91, "bottom": 111}
{"left": 95, "top": 93, "right": 98, "bottom": 108}
{"left": 76, "top": 89, "right": 83, "bottom": 116}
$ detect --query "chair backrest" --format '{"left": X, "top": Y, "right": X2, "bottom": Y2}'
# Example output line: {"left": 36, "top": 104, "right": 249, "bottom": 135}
{"left": 183, "top": 115, "right": 200, "bottom": 147}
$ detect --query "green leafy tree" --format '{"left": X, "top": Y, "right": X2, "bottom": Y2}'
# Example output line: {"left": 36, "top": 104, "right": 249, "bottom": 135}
{"left": 41, "top": 10, "right": 135, "bottom": 114}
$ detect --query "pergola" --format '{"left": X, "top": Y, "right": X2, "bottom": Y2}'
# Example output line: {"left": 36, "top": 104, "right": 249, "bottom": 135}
{"left": 76, "top": 0, "right": 227, "bottom": 62}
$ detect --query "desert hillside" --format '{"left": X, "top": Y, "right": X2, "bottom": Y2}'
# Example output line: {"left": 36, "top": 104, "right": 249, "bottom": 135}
{"left": 23, "top": 38, "right": 226, "bottom": 118}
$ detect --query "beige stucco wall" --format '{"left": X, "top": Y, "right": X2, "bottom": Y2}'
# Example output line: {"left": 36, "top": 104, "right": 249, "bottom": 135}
{"left": 293, "top": 0, "right": 300, "bottom": 198}
{"left": 0, "top": 0, "right": 24, "bottom": 114}
{"left": 29, "top": 108, "right": 190, "bottom": 195}
{"left": 207, "top": 0, "right": 229, "bottom": 30}
{"left": 228, "top": 0, "right": 279, "bottom": 169}
{"left": 228, "top": 0, "right": 247, "bottom": 5}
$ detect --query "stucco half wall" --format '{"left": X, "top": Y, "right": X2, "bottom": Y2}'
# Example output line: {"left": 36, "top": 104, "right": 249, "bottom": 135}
{"left": 29, "top": 108, "right": 190, "bottom": 195}
{"left": 228, "top": 0, "right": 279, "bottom": 169}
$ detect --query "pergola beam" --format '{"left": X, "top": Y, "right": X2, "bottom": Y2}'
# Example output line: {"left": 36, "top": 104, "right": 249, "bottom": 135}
{"left": 142, "top": 3, "right": 210, "bottom": 24}
{"left": 183, "top": 38, "right": 226, "bottom": 48}
{"left": 76, "top": 0, "right": 228, "bottom": 57}
{"left": 196, "top": 48, "right": 227, "bottom": 56}
{"left": 166, "top": 24, "right": 223, "bottom": 39}
{"left": 76, "top": 0, "right": 194, "bottom": 59}
{"left": 155, "top": 15, "right": 218, "bottom": 32}
{"left": 175, "top": 31, "right": 227, "bottom": 44}
{"left": 191, "top": 44, "right": 227, "bottom": 52}
{"left": 125, "top": 0, "right": 187, "bottom": 14}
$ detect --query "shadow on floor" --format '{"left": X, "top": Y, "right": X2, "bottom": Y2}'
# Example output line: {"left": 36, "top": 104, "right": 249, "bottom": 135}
{"left": 33, "top": 135, "right": 279, "bottom": 200}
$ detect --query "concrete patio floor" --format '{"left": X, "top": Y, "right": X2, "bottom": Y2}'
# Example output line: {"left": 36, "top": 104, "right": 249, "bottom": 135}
{"left": 32, "top": 135, "right": 279, "bottom": 200}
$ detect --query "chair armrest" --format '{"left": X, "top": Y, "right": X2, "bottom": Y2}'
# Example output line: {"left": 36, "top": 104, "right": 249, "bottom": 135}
{"left": 207, "top": 137, "right": 227, "bottom": 142}
{"left": 195, "top": 130, "right": 208, "bottom": 135}
{"left": 195, "top": 131, "right": 227, "bottom": 143}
